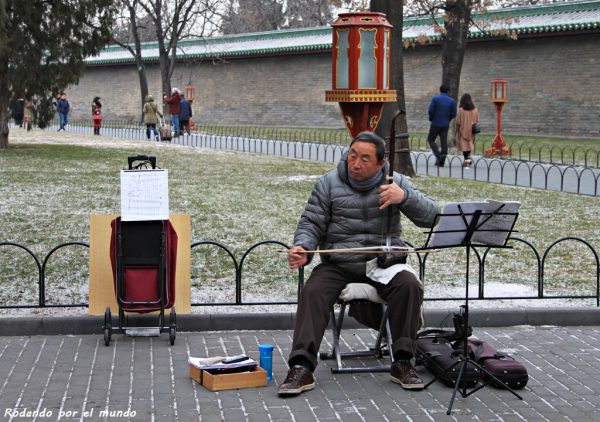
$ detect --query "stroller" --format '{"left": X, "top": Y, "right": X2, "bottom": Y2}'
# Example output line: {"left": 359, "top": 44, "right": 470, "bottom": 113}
{"left": 103, "top": 156, "right": 178, "bottom": 345}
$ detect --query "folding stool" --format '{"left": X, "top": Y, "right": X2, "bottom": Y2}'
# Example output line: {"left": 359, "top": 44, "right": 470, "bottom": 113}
{"left": 319, "top": 283, "right": 394, "bottom": 373}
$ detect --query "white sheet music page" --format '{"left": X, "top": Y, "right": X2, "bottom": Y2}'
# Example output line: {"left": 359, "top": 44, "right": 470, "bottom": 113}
{"left": 120, "top": 169, "right": 169, "bottom": 221}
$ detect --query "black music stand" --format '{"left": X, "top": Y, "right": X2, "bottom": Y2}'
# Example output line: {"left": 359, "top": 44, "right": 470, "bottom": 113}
{"left": 422, "top": 200, "right": 522, "bottom": 415}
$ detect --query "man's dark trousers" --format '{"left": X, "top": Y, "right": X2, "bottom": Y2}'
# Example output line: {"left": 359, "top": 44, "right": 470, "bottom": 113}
{"left": 288, "top": 262, "right": 423, "bottom": 369}
{"left": 427, "top": 126, "right": 449, "bottom": 166}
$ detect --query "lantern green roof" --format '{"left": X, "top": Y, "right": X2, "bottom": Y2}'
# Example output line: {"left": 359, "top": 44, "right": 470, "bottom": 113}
{"left": 86, "top": 0, "right": 600, "bottom": 65}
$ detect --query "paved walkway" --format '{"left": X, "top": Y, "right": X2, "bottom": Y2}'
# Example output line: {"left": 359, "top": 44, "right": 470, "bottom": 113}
{"left": 1, "top": 325, "right": 599, "bottom": 421}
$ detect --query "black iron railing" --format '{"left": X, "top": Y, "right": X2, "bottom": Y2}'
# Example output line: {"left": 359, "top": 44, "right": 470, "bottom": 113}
{"left": 409, "top": 136, "right": 600, "bottom": 168}
{"left": 20, "top": 119, "right": 600, "bottom": 167}
{"left": 1, "top": 236, "right": 598, "bottom": 310}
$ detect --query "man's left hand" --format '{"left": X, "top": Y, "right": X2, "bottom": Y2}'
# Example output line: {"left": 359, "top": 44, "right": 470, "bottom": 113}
{"left": 379, "top": 181, "right": 406, "bottom": 209}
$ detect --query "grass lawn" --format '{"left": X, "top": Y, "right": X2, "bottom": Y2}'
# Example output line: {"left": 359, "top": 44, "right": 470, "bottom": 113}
{"left": 1, "top": 128, "right": 598, "bottom": 315}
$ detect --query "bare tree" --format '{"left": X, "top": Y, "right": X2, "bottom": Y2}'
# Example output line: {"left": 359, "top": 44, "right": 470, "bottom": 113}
{"left": 405, "top": 0, "right": 481, "bottom": 101}
{"left": 140, "top": 0, "right": 220, "bottom": 99}
{"left": 220, "top": 0, "right": 338, "bottom": 34}
{"left": 111, "top": 1, "right": 152, "bottom": 121}
{"left": 286, "top": 0, "right": 334, "bottom": 27}
{"left": 108, "top": 0, "right": 219, "bottom": 116}
{"left": 220, "top": 0, "right": 284, "bottom": 34}
{"left": 405, "top": 0, "right": 532, "bottom": 101}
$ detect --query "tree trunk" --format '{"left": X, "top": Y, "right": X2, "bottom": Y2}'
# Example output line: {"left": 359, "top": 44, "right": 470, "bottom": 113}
{"left": 137, "top": 63, "right": 149, "bottom": 123}
{"left": 440, "top": 1, "right": 470, "bottom": 148}
{"left": 441, "top": 0, "right": 471, "bottom": 100}
{"left": 128, "top": 1, "right": 149, "bottom": 124}
{"left": 0, "top": 59, "right": 9, "bottom": 149}
{"left": 158, "top": 45, "right": 172, "bottom": 115}
{"left": 371, "top": 0, "right": 415, "bottom": 177}
{"left": 0, "top": 101, "right": 9, "bottom": 150}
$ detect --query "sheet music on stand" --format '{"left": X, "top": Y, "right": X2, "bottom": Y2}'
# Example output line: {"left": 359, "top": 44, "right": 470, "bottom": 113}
{"left": 120, "top": 169, "right": 169, "bottom": 221}
{"left": 427, "top": 199, "right": 520, "bottom": 248}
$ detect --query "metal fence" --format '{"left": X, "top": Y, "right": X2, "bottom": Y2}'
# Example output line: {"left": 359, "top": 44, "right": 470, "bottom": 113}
{"left": 33, "top": 119, "right": 600, "bottom": 197}
{"left": 412, "top": 152, "right": 600, "bottom": 196}
{"left": 1, "top": 236, "right": 598, "bottom": 310}
{"left": 408, "top": 136, "right": 600, "bottom": 168}
{"left": 37, "top": 119, "right": 600, "bottom": 166}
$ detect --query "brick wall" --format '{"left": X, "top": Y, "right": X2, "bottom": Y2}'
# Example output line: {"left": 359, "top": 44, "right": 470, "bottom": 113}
{"left": 69, "top": 32, "right": 600, "bottom": 138}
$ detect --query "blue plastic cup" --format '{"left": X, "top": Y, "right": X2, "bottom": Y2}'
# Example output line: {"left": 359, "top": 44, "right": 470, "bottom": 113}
{"left": 258, "top": 344, "right": 274, "bottom": 381}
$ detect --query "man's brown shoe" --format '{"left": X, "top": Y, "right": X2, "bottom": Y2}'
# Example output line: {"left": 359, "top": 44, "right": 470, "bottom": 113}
{"left": 391, "top": 360, "right": 424, "bottom": 390}
{"left": 277, "top": 365, "right": 315, "bottom": 396}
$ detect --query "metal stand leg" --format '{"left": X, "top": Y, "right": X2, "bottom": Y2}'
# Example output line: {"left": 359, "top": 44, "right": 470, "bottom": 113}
{"left": 320, "top": 301, "right": 392, "bottom": 373}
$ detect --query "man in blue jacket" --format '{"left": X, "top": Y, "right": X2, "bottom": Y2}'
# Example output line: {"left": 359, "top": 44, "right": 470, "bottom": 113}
{"left": 427, "top": 85, "right": 457, "bottom": 167}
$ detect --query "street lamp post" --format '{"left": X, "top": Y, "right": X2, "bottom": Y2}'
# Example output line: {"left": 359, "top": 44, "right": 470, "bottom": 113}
{"left": 485, "top": 79, "right": 512, "bottom": 156}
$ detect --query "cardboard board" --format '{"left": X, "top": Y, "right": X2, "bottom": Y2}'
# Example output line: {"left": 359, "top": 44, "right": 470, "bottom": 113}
{"left": 189, "top": 365, "right": 267, "bottom": 391}
{"left": 88, "top": 214, "right": 191, "bottom": 315}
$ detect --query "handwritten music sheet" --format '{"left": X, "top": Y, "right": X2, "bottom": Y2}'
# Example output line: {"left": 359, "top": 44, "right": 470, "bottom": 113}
{"left": 120, "top": 169, "right": 169, "bottom": 221}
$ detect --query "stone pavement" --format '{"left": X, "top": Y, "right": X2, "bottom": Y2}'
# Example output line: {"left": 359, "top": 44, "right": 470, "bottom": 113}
{"left": 1, "top": 324, "right": 600, "bottom": 421}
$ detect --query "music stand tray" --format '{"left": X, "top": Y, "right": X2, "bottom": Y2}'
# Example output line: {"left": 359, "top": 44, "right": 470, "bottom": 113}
{"left": 421, "top": 200, "right": 522, "bottom": 415}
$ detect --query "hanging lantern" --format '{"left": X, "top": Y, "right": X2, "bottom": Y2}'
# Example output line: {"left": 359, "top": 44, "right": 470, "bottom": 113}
{"left": 325, "top": 12, "right": 396, "bottom": 137}
{"left": 491, "top": 79, "right": 508, "bottom": 102}
{"left": 185, "top": 85, "right": 195, "bottom": 102}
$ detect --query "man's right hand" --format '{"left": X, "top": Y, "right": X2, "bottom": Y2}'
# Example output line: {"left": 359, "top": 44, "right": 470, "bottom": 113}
{"left": 288, "top": 246, "right": 308, "bottom": 269}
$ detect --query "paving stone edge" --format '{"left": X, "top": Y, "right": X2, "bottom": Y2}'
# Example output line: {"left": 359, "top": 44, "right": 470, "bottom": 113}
{"left": 0, "top": 308, "right": 599, "bottom": 336}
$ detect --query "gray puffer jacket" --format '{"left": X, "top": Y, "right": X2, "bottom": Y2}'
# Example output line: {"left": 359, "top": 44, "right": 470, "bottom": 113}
{"left": 294, "top": 154, "right": 440, "bottom": 275}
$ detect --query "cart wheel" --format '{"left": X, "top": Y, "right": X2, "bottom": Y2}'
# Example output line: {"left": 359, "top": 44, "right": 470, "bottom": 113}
{"left": 169, "top": 307, "right": 176, "bottom": 326}
{"left": 169, "top": 307, "right": 176, "bottom": 345}
{"left": 169, "top": 326, "right": 176, "bottom": 345}
{"left": 103, "top": 307, "right": 112, "bottom": 346}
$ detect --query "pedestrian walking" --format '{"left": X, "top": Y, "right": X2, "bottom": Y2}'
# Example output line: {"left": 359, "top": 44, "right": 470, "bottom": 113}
{"left": 427, "top": 85, "right": 456, "bottom": 167}
{"left": 163, "top": 88, "right": 181, "bottom": 137}
{"left": 11, "top": 97, "right": 24, "bottom": 128}
{"left": 23, "top": 98, "right": 34, "bottom": 131}
{"left": 455, "top": 93, "right": 480, "bottom": 168}
{"left": 56, "top": 92, "right": 70, "bottom": 131}
{"left": 92, "top": 97, "right": 102, "bottom": 135}
{"left": 143, "top": 94, "right": 163, "bottom": 141}
{"left": 178, "top": 94, "right": 192, "bottom": 135}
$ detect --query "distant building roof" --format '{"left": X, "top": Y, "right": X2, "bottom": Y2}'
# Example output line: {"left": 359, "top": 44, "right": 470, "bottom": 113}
{"left": 86, "top": 0, "right": 600, "bottom": 65}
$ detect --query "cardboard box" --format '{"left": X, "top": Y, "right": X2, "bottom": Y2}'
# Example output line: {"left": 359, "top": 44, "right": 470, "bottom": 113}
{"left": 189, "top": 364, "right": 267, "bottom": 391}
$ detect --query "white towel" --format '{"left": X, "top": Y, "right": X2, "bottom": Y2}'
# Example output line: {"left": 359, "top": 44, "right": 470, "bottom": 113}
{"left": 365, "top": 258, "right": 420, "bottom": 286}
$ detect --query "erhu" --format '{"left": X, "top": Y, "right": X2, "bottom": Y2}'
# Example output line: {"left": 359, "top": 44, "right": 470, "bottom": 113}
{"left": 376, "top": 110, "right": 410, "bottom": 268}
